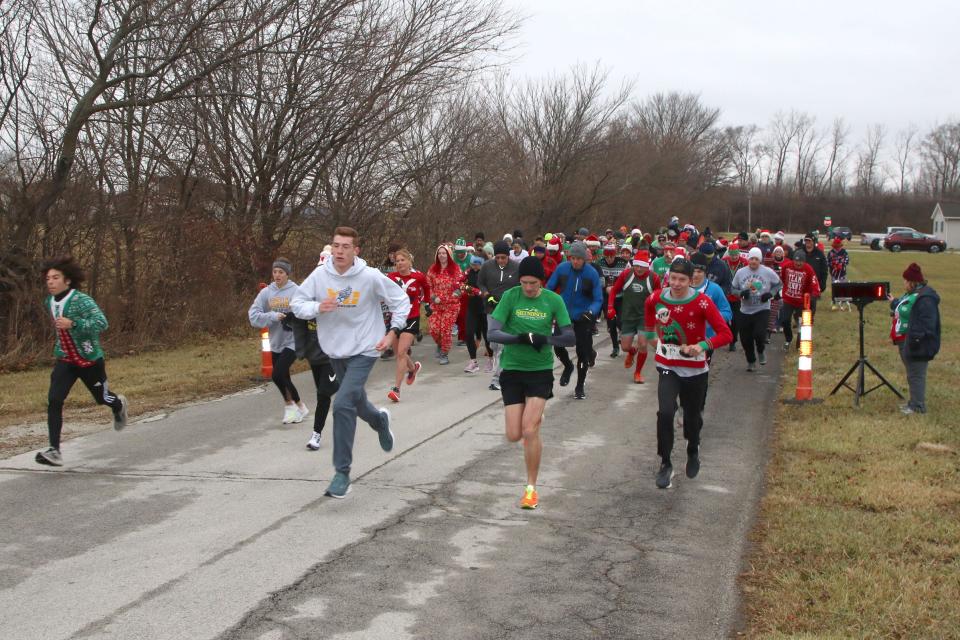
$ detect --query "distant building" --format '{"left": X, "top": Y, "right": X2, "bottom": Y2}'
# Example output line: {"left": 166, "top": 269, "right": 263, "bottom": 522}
{"left": 931, "top": 202, "right": 960, "bottom": 247}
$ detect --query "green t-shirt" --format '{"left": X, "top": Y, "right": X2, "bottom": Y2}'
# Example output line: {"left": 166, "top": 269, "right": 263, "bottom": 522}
{"left": 651, "top": 256, "right": 670, "bottom": 279}
{"left": 492, "top": 287, "right": 571, "bottom": 371}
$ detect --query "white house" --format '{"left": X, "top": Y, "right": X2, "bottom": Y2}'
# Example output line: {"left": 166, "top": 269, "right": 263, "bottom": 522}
{"left": 931, "top": 202, "right": 960, "bottom": 248}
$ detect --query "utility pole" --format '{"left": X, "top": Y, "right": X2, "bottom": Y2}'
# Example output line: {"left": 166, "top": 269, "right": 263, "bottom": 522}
{"left": 747, "top": 194, "right": 752, "bottom": 231}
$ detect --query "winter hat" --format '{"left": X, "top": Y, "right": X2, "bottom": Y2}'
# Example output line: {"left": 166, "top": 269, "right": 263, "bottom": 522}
{"left": 578, "top": 227, "right": 589, "bottom": 236}
{"left": 774, "top": 231, "right": 785, "bottom": 242}
{"left": 700, "top": 242, "right": 716, "bottom": 256}
{"left": 672, "top": 246, "right": 688, "bottom": 261}
{"left": 547, "top": 239, "right": 561, "bottom": 253}
{"left": 454, "top": 237, "right": 469, "bottom": 252}
{"left": 772, "top": 245, "right": 785, "bottom": 258}
{"left": 631, "top": 228, "right": 642, "bottom": 236}
{"left": 738, "top": 231, "right": 750, "bottom": 242}
{"left": 662, "top": 241, "right": 676, "bottom": 250}
{"left": 903, "top": 262, "right": 924, "bottom": 283}
{"left": 669, "top": 259, "right": 694, "bottom": 278}
{"left": 568, "top": 241, "right": 588, "bottom": 259}
{"left": 603, "top": 243, "right": 617, "bottom": 256}
{"left": 470, "top": 254, "right": 484, "bottom": 265}
{"left": 585, "top": 234, "right": 602, "bottom": 248}
{"left": 727, "top": 242, "right": 740, "bottom": 256}
{"left": 632, "top": 250, "right": 651, "bottom": 268}
{"left": 803, "top": 233, "right": 815, "bottom": 242}
{"left": 483, "top": 241, "right": 495, "bottom": 257}
{"left": 747, "top": 247, "right": 763, "bottom": 261}
{"left": 832, "top": 238, "right": 844, "bottom": 248}
{"left": 532, "top": 244, "right": 546, "bottom": 254}
{"left": 544, "top": 233, "right": 554, "bottom": 242}
{"left": 518, "top": 256, "right": 545, "bottom": 280}
{"left": 493, "top": 240, "right": 511, "bottom": 256}
{"left": 272, "top": 259, "right": 292, "bottom": 274}
{"left": 690, "top": 252, "right": 709, "bottom": 270}
{"left": 503, "top": 233, "right": 513, "bottom": 244}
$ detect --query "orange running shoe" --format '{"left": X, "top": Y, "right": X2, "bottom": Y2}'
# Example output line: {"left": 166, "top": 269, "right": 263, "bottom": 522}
{"left": 387, "top": 387, "right": 401, "bottom": 403}
{"left": 520, "top": 485, "right": 539, "bottom": 509}
{"left": 405, "top": 361, "right": 421, "bottom": 386}
{"left": 633, "top": 371, "right": 644, "bottom": 384}
{"left": 623, "top": 349, "right": 635, "bottom": 369}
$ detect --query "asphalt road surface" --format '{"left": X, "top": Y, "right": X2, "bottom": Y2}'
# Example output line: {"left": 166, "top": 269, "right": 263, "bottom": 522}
{"left": 0, "top": 335, "right": 783, "bottom": 639}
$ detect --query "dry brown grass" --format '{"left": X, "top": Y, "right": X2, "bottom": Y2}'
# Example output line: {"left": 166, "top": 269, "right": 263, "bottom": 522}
{"left": 742, "top": 251, "right": 960, "bottom": 638}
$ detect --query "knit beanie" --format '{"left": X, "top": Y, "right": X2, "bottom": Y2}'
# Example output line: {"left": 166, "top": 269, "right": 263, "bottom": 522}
{"left": 568, "top": 241, "right": 588, "bottom": 259}
{"left": 903, "top": 262, "right": 924, "bottom": 283}
{"left": 493, "top": 240, "right": 511, "bottom": 256}
{"left": 690, "top": 252, "right": 709, "bottom": 270}
{"left": 518, "top": 255, "right": 545, "bottom": 280}
{"left": 747, "top": 247, "right": 763, "bottom": 261}
{"left": 272, "top": 259, "right": 292, "bottom": 274}
{"left": 483, "top": 241, "right": 495, "bottom": 257}
{"left": 700, "top": 242, "right": 716, "bottom": 256}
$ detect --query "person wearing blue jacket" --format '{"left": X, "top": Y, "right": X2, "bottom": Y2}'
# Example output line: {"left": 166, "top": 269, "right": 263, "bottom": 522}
{"left": 546, "top": 241, "right": 603, "bottom": 399}
{"left": 699, "top": 243, "right": 732, "bottom": 296}
{"left": 691, "top": 252, "right": 734, "bottom": 417}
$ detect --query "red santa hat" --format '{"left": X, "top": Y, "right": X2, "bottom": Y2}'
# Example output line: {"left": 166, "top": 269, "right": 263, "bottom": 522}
{"left": 603, "top": 243, "right": 617, "bottom": 256}
{"left": 546, "top": 239, "right": 561, "bottom": 252}
{"left": 632, "top": 250, "right": 651, "bottom": 269}
{"left": 585, "top": 234, "right": 602, "bottom": 248}
{"left": 672, "top": 246, "right": 688, "bottom": 261}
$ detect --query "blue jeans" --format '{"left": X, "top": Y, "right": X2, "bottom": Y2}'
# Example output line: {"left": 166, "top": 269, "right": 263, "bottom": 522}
{"left": 330, "top": 355, "right": 386, "bottom": 474}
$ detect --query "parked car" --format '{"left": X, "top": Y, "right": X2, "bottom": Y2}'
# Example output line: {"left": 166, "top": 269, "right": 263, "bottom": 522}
{"left": 883, "top": 230, "right": 946, "bottom": 253}
{"left": 862, "top": 226, "right": 917, "bottom": 249}
{"left": 828, "top": 226, "right": 853, "bottom": 240}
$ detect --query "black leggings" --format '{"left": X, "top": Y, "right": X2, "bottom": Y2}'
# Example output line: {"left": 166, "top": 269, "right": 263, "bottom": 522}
{"left": 737, "top": 309, "right": 769, "bottom": 364}
{"left": 465, "top": 307, "right": 492, "bottom": 359}
{"left": 271, "top": 349, "right": 300, "bottom": 403}
{"left": 554, "top": 317, "right": 594, "bottom": 387}
{"left": 48, "top": 358, "right": 122, "bottom": 450}
{"left": 656, "top": 368, "right": 709, "bottom": 465}
{"left": 309, "top": 362, "right": 338, "bottom": 434}
{"left": 607, "top": 297, "right": 622, "bottom": 343}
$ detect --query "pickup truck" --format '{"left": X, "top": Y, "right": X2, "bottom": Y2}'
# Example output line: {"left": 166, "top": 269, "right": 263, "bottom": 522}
{"left": 861, "top": 227, "right": 917, "bottom": 249}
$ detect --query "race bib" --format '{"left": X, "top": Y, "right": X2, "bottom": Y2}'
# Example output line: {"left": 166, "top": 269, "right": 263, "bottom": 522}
{"left": 658, "top": 340, "right": 706, "bottom": 362}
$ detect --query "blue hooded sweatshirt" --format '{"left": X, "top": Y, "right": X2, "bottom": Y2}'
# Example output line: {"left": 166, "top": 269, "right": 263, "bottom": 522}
{"left": 546, "top": 260, "right": 603, "bottom": 321}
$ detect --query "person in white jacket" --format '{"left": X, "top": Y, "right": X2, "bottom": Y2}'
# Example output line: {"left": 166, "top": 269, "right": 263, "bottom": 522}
{"left": 291, "top": 226, "right": 411, "bottom": 498}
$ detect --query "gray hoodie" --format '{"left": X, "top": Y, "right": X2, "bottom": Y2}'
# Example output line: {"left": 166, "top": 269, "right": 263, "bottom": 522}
{"left": 291, "top": 256, "right": 411, "bottom": 359}
{"left": 248, "top": 280, "right": 299, "bottom": 352}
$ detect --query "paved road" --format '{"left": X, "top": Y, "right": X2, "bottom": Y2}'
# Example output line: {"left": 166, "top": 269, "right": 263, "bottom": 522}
{"left": 0, "top": 336, "right": 783, "bottom": 639}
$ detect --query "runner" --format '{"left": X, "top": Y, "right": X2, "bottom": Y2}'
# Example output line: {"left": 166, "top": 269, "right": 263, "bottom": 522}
{"left": 426, "top": 244, "right": 463, "bottom": 365}
{"left": 291, "top": 226, "right": 411, "bottom": 498}
{"left": 730, "top": 248, "right": 782, "bottom": 371}
{"left": 650, "top": 241, "right": 676, "bottom": 279}
{"left": 477, "top": 240, "right": 520, "bottom": 390}
{"left": 595, "top": 243, "right": 629, "bottom": 357}
{"left": 765, "top": 245, "right": 787, "bottom": 338}
{"left": 461, "top": 254, "right": 493, "bottom": 373}
{"left": 36, "top": 256, "right": 128, "bottom": 467}
{"left": 546, "top": 241, "right": 603, "bottom": 399}
{"left": 644, "top": 259, "right": 733, "bottom": 489}
{"left": 385, "top": 249, "right": 429, "bottom": 402}
{"left": 721, "top": 242, "right": 747, "bottom": 351}
{"left": 248, "top": 258, "right": 309, "bottom": 423}
{"left": 488, "top": 256, "right": 575, "bottom": 509}
{"left": 777, "top": 249, "right": 821, "bottom": 351}
{"left": 292, "top": 312, "right": 340, "bottom": 451}
{"left": 607, "top": 250, "right": 660, "bottom": 383}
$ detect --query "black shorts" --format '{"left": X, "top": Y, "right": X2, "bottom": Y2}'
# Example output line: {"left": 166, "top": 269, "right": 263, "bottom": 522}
{"left": 500, "top": 369, "right": 554, "bottom": 406}
{"left": 401, "top": 317, "right": 420, "bottom": 335}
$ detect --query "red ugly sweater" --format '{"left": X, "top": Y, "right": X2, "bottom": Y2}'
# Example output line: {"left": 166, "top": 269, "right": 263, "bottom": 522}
{"left": 778, "top": 262, "right": 821, "bottom": 308}
{"left": 643, "top": 288, "right": 733, "bottom": 371}
{"left": 388, "top": 270, "right": 431, "bottom": 319}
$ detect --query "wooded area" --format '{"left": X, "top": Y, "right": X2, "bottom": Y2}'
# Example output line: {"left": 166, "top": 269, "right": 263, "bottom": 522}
{"left": 2, "top": 0, "right": 957, "bottom": 368}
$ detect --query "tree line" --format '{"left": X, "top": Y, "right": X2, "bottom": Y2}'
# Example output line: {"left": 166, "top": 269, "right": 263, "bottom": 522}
{"left": 1, "top": 0, "right": 955, "bottom": 369}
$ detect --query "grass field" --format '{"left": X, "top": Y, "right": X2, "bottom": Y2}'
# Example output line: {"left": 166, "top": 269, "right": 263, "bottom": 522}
{"left": 742, "top": 251, "right": 960, "bottom": 638}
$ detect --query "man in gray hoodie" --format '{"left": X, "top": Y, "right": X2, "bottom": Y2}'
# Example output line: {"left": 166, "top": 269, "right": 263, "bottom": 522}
{"left": 292, "top": 226, "right": 411, "bottom": 498}
{"left": 477, "top": 240, "right": 520, "bottom": 390}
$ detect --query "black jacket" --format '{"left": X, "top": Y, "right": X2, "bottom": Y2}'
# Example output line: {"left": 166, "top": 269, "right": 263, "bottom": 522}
{"left": 292, "top": 317, "right": 330, "bottom": 366}
{"left": 906, "top": 285, "right": 941, "bottom": 361}
{"left": 798, "top": 247, "right": 829, "bottom": 291}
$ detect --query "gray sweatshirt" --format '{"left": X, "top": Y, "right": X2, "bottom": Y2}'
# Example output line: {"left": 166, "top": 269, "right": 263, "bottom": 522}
{"left": 731, "top": 264, "right": 782, "bottom": 314}
{"left": 477, "top": 259, "right": 519, "bottom": 302}
{"left": 248, "top": 280, "right": 299, "bottom": 352}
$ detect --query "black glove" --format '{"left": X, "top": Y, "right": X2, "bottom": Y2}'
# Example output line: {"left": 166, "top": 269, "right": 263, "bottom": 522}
{"left": 424, "top": 303, "right": 433, "bottom": 317}
{"left": 760, "top": 292, "right": 772, "bottom": 302}
{"left": 740, "top": 289, "right": 750, "bottom": 300}
{"left": 281, "top": 311, "right": 296, "bottom": 331}
{"left": 579, "top": 310, "right": 594, "bottom": 323}
{"left": 516, "top": 332, "right": 533, "bottom": 346}
{"left": 530, "top": 333, "right": 549, "bottom": 351}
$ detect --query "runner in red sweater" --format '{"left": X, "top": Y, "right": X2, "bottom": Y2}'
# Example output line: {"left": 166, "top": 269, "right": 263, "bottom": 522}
{"left": 386, "top": 249, "right": 430, "bottom": 402}
{"left": 643, "top": 259, "right": 733, "bottom": 489}
{"left": 777, "top": 252, "right": 821, "bottom": 350}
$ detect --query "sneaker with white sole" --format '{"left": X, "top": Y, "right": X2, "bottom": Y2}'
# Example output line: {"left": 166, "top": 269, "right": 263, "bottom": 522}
{"left": 655, "top": 463, "right": 674, "bottom": 489}
{"left": 387, "top": 387, "right": 400, "bottom": 403}
{"left": 438, "top": 353, "right": 450, "bottom": 365}
{"left": 282, "top": 405, "right": 298, "bottom": 424}
{"left": 35, "top": 447, "right": 63, "bottom": 467}
{"left": 483, "top": 357, "right": 494, "bottom": 373}
{"left": 297, "top": 403, "right": 310, "bottom": 421}
{"left": 113, "top": 395, "right": 128, "bottom": 431}
{"left": 464, "top": 359, "right": 480, "bottom": 373}
{"left": 325, "top": 471, "right": 351, "bottom": 498}
{"left": 377, "top": 408, "right": 395, "bottom": 452}
{"left": 306, "top": 431, "right": 322, "bottom": 450}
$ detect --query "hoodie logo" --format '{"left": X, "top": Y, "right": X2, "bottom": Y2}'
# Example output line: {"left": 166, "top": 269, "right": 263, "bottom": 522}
{"left": 327, "top": 287, "right": 361, "bottom": 307}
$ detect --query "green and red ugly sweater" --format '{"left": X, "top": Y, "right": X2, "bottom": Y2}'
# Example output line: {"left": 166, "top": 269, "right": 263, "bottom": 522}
{"left": 643, "top": 288, "right": 733, "bottom": 373}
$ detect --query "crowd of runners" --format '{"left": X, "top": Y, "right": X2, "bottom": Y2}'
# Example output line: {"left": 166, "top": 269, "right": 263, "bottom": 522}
{"left": 40, "top": 218, "right": 905, "bottom": 506}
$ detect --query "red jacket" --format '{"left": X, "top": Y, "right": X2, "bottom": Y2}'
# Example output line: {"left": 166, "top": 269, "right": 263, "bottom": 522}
{"left": 779, "top": 261, "right": 821, "bottom": 307}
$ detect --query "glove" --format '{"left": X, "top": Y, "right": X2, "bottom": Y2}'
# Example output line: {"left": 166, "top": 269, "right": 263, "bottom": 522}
{"left": 579, "top": 310, "right": 594, "bottom": 323}
{"left": 760, "top": 292, "right": 772, "bottom": 302}
{"left": 530, "top": 333, "right": 549, "bottom": 351}
{"left": 516, "top": 332, "right": 533, "bottom": 346}
{"left": 486, "top": 295, "right": 498, "bottom": 306}
{"left": 424, "top": 303, "right": 433, "bottom": 317}
{"left": 606, "top": 307, "right": 616, "bottom": 319}
{"left": 740, "top": 289, "right": 750, "bottom": 300}
{"left": 280, "top": 311, "right": 296, "bottom": 331}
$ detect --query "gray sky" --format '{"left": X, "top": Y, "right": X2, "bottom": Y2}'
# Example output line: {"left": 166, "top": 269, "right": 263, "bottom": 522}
{"left": 500, "top": 0, "right": 959, "bottom": 135}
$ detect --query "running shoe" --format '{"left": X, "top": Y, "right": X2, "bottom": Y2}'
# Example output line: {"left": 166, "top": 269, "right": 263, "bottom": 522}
{"left": 746, "top": 362, "right": 757, "bottom": 372}
{"left": 758, "top": 352, "right": 767, "bottom": 366}
{"left": 589, "top": 350, "right": 597, "bottom": 367}
{"left": 282, "top": 405, "right": 298, "bottom": 424}
{"left": 378, "top": 408, "right": 395, "bottom": 452}
{"left": 35, "top": 447, "right": 62, "bottom": 467}
{"left": 559, "top": 364, "right": 574, "bottom": 386}
{"left": 633, "top": 371, "right": 644, "bottom": 384}
{"left": 655, "top": 463, "right": 674, "bottom": 489}
{"left": 325, "top": 472, "right": 351, "bottom": 498}
{"left": 380, "top": 348, "right": 394, "bottom": 360}
{"left": 438, "top": 353, "right": 450, "bottom": 365}
{"left": 406, "top": 361, "right": 422, "bottom": 385}
{"left": 113, "top": 394, "right": 128, "bottom": 431}
{"left": 609, "top": 346, "right": 620, "bottom": 358}
{"left": 456, "top": 339, "right": 466, "bottom": 347}
{"left": 782, "top": 341, "right": 790, "bottom": 353}
{"left": 520, "top": 485, "right": 539, "bottom": 509}
{"left": 574, "top": 385, "right": 586, "bottom": 400}
{"left": 686, "top": 450, "right": 700, "bottom": 479}
{"left": 624, "top": 350, "right": 635, "bottom": 369}
{"left": 728, "top": 343, "right": 736, "bottom": 352}
{"left": 306, "top": 431, "right": 322, "bottom": 450}
{"left": 290, "top": 405, "right": 304, "bottom": 423}
{"left": 464, "top": 359, "right": 480, "bottom": 373}
{"left": 387, "top": 387, "right": 401, "bottom": 403}
{"left": 489, "top": 381, "right": 500, "bottom": 391}
{"left": 483, "top": 357, "right": 494, "bottom": 373}
{"left": 297, "top": 403, "right": 310, "bottom": 421}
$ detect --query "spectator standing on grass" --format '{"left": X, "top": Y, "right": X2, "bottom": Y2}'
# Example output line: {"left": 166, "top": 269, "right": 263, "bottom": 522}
{"left": 828, "top": 238, "right": 851, "bottom": 311}
{"left": 36, "top": 256, "right": 128, "bottom": 467}
{"left": 889, "top": 263, "right": 940, "bottom": 415}
{"left": 249, "top": 258, "right": 309, "bottom": 425}
{"left": 291, "top": 226, "right": 410, "bottom": 499}
{"left": 797, "top": 234, "right": 829, "bottom": 297}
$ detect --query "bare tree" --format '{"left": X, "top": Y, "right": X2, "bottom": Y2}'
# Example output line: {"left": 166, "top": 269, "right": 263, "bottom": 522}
{"left": 891, "top": 125, "right": 918, "bottom": 195}
{"left": 919, "top": 120, "right": 960, "bottom": 197}
{"left": 855, "top": 124, "right": 886, "bottom": 196}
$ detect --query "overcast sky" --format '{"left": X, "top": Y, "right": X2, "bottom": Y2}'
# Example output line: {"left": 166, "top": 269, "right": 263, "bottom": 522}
{"left": 499, "top": 0, "right": 959, "bottom": 137}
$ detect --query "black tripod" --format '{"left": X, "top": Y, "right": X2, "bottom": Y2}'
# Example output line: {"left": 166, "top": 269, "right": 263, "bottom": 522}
{"left": 829, "top": 300, "right": 904, "bottom": 406}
